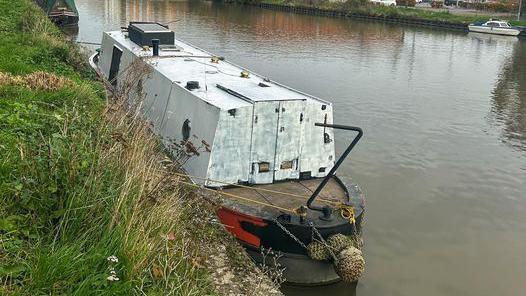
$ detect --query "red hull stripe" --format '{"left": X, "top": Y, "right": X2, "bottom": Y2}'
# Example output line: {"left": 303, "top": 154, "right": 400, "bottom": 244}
{"left": 216, "top": 207, "right": 267, "bottom": 248}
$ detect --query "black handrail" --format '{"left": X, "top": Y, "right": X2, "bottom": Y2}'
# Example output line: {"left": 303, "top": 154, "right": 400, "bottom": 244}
{"left": 306, "top": 123, "right": 363, "bottom": 217}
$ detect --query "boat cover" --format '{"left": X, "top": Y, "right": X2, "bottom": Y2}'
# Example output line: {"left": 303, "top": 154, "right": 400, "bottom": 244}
{"left": 37, "top": 0, "right": 78, "bottom": 14}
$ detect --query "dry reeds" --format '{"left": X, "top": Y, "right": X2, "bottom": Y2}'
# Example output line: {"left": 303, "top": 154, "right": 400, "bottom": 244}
{"left": 0, "top": 1, "right": 279, "bottom": 294}
{"left": 0, "top": 71, "right": 73, "bottom": 90}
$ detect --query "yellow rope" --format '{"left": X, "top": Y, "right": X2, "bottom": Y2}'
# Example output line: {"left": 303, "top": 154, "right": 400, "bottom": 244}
{"left": 173, "top": 172, "right": 357, "bottom": 225}
{"left": 177, "top": 179, "right": 297, "bottom": 214}
{"left": 340, "top": 205, "right": 356, "bottom": 225}
{"left": 171, "top": 172, "right": 340, "bottom": 206}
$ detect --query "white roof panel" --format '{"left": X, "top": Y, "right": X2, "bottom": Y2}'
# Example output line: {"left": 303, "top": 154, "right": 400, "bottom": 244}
{"left": 107, "top": 30, "right": 330, "bottom": 110}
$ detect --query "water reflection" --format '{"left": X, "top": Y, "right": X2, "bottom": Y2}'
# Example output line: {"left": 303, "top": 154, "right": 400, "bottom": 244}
{"left": 100, "top": 0, "right": 179, "bottom": 23}
{"left": 490, "top": 39, "right": 526, "bottom": 152}
{"left": 74, "top": 1, "right": 526, "bottom": 295}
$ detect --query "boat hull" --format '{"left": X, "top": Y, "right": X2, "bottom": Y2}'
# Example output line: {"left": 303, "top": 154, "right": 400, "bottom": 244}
{"left": 224, "top": 209, "right": 364, "bottom": 285}
{"left": 35, "top": 0, "right": 79, "bottom": 26}
{"left": 215, "top": 176, "right": 365, "bottom": 285}
{"left": 48, "top": 10, "right": 78, "bottom": 26}
{"left": 88, "top": 33, "right": 367, "bottom": 285}
{"left": 468, "top": 25, "right": 520, "bottom": 36}
{"left": 246, "top": 248, "right": 341, "bottom": 285}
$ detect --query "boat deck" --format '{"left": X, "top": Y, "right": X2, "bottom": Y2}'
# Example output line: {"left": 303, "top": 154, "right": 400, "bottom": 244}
{"left": 219, "top": 177, "right": 348, "bottom": 217}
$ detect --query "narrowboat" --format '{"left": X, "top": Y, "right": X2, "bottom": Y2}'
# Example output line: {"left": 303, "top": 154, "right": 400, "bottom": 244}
{"left": 36, "top": 0, "right": 79, "bottom": 26}
{"left": 89, "top": 22, "right": 366, "bottom": 285}
{"left": 468, "top": 20, "right": 521, "bottom": 36}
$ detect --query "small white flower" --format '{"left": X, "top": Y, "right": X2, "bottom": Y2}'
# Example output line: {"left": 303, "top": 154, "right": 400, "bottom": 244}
{"left": 107, "top": 255, "right": 119, "bottom": 263}
{"left": 107, "top": 274, "right": 120, "bottom": 281}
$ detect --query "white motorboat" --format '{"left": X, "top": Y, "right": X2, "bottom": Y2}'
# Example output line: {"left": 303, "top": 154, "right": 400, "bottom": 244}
{"left": 468, "top": 20, "right": 521, "bottom": 36}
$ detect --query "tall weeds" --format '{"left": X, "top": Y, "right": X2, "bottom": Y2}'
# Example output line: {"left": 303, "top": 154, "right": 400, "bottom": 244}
{"left": 1, "top": 77, "right": 217, "bottom": 295}
{"left": 1, "top": 1, "right": 282, "bottom": 295}
{"left": 0, "top": 0, "right": 215, "bottom": 294}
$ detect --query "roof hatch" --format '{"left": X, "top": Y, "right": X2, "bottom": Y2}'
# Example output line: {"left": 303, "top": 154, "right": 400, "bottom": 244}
{"left": 128, "top": 22, "right": 174, "bottom": 47}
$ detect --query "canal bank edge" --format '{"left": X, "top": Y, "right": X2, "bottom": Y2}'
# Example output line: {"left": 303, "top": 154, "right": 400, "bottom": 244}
{"left": 226, "top": 0, "right": 526, "bottom": 32}
{"left": 0, "top": 0, "right": 281, "bottom": 295}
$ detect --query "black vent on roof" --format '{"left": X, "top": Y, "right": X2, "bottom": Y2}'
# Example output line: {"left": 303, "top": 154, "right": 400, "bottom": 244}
{"left": 128, "top": 22, "right": 175, "bottom": 46}
{"left": 186, "top": 81, "right": 200, "bottom": 90}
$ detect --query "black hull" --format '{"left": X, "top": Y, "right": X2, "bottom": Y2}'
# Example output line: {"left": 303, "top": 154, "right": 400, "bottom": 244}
{"left": 49, "top": 13, "right": 79, "bottom": 26}
{"left": 250, "top": 213, "right": 363, "bottom": 255}
{"left": 242, "top": 212, "right": 364, "bottom": 285}
{"left": 215, "top": 175, "right": 365, "bottom": 285}
{"left": 246, "top": 248, "right": 341, "bottom": 285}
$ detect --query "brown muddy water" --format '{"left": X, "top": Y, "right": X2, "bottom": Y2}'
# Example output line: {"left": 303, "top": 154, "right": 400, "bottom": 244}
{"left": 70, "top": 1, "right": 526, "bottom": 295}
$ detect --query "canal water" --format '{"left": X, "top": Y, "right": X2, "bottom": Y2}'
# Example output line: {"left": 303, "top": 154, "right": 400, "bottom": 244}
{"left": 72, "top": 1, "right": 526, "bottom": 295}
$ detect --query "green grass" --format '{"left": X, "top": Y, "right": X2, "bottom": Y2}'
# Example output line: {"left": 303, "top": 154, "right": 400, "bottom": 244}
{"left": 362, "top": 5, "right": 482, "bottom": 23}
{"left": 258, "top": 0, "right": 526, "bottom": 26}
{"left": 0, "top": 1, "right": 220, "bottom": 295}
{"left": 365, "top": 5, "right": 526, "bottom": 25}
{"left": 510, "top": 19, "right": 526, "bottom": 26}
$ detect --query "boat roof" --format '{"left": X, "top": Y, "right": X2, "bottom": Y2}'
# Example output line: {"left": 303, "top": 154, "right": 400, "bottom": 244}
{"left": 106, "top": 30, "right": 330, "bottom": 110}
{"left": 485, "top": 20, "right": 510, "bottom": 25}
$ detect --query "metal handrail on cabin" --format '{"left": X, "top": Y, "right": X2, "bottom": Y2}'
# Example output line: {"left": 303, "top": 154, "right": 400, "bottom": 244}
{"left": 306, "top": 123, "right": 363, "bottom": 219}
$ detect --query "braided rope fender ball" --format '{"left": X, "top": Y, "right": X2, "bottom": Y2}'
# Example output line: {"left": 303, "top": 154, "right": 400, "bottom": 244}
{"left": 307, "top": 241, "right": 330, "bottom": 261}
{"left": 351, "top": 236, "right": 364, "bottom": 250}
{"left": 334, "top": 247, "right": 365, "bottom": 283}
{"left": 327, "top": 234, "right": 351, "bottom": 254}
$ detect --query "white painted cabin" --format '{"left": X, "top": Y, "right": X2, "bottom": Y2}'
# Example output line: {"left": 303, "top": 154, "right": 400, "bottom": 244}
{"left": 97, "top": 23, "right": 336, "bottom": 187}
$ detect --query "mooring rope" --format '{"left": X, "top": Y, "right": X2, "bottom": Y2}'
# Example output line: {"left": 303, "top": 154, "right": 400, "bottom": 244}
{"left": 171, "top": 172, "right": 360, "bottom": 225}
{"left": 171, "top": 172, "right": 341, "bottom": 207}
{"left": 176, "top": 179, "right": 297, "bottom": 214}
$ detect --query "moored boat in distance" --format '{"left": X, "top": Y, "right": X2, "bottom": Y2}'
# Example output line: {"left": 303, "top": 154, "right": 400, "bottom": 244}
{"left": 35, "top": 0, "right": 79, "bottom": 26}
{"left": 89, "top": 22, "right": 367, "bottom": 285}
{"left": 468, "top": 20, "right": 520, "bottom": 36}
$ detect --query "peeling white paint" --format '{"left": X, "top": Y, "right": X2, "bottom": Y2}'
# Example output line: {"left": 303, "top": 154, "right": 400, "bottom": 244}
{"left": 98, "top": 29, "right": 336, "bottom": 187}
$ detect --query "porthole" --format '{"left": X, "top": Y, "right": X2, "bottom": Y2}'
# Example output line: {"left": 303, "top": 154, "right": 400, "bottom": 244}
{"left": 182, "top": 119, "right": 191, "bottom": 141}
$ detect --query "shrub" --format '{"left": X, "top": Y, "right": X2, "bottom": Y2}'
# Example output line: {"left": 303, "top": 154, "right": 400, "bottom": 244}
{"left": 396, "top": 0, "right": 417, "bottom": 7}
{"left": 459, "top": 1, "right": 518, "bottom": 13}
{"left": 343, "top": 0, "right": 369, "bottom": 10}
{"left": 431, "top": 0, "right": 444, "bottom": 8}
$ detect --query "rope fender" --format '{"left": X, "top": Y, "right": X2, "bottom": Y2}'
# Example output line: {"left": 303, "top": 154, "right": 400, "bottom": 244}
{"left": 307, "top": 234, "right": 365, "bottom": 283}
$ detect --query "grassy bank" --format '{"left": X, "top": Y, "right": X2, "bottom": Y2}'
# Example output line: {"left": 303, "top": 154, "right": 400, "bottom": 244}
{"left": 0, "top": 1, "right": 281, "bottom": 295}
{"left": 246, "top": 0, "right": 526, "bottom": 26}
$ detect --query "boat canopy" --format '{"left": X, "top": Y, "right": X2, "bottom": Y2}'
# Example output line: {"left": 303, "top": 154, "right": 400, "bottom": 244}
{"left": 485, "top": 20, "right": 512, "bottom": 27}
{"left": 38, "top": 0, "right": 78, "bottom": 14}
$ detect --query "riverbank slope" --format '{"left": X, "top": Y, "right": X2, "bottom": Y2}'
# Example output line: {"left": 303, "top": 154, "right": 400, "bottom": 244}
{"left": 0, "top": 1, "right": 281, "bottom": 295}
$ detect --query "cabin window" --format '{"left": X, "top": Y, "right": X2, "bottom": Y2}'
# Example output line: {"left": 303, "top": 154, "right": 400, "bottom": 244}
{"left": 300, "top": 171, "right": 312, "bottom": 180}
{"left": 280, "top": 160, "right": 293, "bottom": 170}
{"left": 108, "top": 45, "right": 123, "bottom": 87}
{"left": 258, "top": 162, "right": 270, "bottom": 173}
